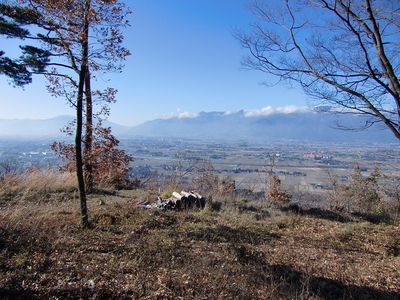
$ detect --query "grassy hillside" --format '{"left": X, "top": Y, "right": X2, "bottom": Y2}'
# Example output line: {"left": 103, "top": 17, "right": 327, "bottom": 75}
{"left": 1, "top": 179, "right": 400, "bottom": 300}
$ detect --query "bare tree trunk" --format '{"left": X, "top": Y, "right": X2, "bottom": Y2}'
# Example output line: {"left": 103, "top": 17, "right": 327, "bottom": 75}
{"left": 76, "top": 69, "right": 88, "bottom": 228}
{"left": 75, "top": 0, "right": 91, "bottom": 229}
{"left": 84, "top": 66, "right": 93, "bottom": 192}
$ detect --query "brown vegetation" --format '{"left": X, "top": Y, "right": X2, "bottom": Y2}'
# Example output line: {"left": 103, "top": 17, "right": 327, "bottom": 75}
{"left": 265, "top": 175, "right": 291, "bottom": 206}
{"left": 51, "top": 124, "right": 133, "bottom": 191}
{"left": 1, "top": 170, "right": 399, "bottom": 299}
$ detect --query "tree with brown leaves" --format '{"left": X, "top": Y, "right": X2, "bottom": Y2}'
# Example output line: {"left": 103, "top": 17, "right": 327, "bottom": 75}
{"left": 3, "top": 0, "right": 131, "bottom": 227}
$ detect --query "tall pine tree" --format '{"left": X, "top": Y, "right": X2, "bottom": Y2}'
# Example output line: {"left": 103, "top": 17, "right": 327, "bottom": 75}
{"left": 1, "top": 0, "right": 131, "bottom": 228}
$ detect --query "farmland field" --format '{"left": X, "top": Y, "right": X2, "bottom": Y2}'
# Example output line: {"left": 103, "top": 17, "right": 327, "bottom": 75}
{"left": 125, "top": 137, "right": 400, "bottom": 204}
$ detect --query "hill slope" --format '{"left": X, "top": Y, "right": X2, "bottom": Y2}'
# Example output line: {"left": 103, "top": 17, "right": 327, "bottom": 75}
{"left": 1, "top": 189, "right": 399, "bottom": 299}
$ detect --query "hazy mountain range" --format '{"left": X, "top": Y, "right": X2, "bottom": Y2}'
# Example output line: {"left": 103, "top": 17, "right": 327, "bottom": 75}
{"left": 0, "top": 116, "right": 127, "bottom": 139}
{"left": 0, "top": 108, "right": 397, "bottom": 143}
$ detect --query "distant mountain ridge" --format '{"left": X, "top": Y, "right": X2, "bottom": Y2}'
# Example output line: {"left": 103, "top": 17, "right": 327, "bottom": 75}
{"left": 0, "top": 115, "right": 128, "bottom": 138}
{"left": 129, "top": 109, "right": 397, "bottom": 143}
{"left": 0, "top": 115, "right": 74, "bottom": 138}
{"left": 0, "top": 109, "right": 398, "bottom": 143}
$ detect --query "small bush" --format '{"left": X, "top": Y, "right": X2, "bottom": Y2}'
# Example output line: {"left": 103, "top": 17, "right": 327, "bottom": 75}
{"left": 326, "top": 164, "right": 397, "bottom": 223}
{"left": 265, "top": 175, "right": 292, "bottom": 206}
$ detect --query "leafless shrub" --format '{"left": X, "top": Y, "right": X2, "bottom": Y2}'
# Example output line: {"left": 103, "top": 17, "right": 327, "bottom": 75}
{"left": 0, "top": 157, "right": 23, "bottom": 175}
{"left": 192, "top": 161, "right": 234, "bottom": 197}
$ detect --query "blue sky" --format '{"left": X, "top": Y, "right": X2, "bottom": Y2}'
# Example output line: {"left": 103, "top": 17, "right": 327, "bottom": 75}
{"left": 0, "top": 0, "right": 307, "bottom": 126}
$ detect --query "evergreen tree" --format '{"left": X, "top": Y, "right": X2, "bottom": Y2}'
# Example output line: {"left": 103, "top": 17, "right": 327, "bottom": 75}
{"left": 1, "top": 0, "right": 131, "bottom": 228}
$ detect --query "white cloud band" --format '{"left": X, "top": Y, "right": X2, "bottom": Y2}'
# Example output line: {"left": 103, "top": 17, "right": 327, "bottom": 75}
{"left": 243, "top": 105, "right": 310, "bottom": 117}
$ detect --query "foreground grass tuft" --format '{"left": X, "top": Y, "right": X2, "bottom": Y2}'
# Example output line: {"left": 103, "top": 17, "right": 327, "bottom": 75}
{"left": 0, "top": 169, "right": 77, "bottom": 204}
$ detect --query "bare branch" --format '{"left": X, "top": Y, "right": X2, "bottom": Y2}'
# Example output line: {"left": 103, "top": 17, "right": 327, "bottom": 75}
{"left": 235, "top": 0, "right": 400, "bottom": 141}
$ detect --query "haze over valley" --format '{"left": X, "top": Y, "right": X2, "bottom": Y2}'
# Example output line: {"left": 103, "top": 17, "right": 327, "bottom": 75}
{"left": 0, "top": 106, "right": 397, "bottom": 143}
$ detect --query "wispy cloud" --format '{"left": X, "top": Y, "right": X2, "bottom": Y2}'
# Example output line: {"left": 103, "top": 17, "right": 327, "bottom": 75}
{"left": 177, "top": 111, "right": 199, "bottom": 118}
{"left": 165, "top": 109, "right": 199, "bottom": 119}
{"left": 157, "top": 106, "right": 312, "bottom": 120}
{"left": 243, "top": 105, "right": 310, "bottom": 117}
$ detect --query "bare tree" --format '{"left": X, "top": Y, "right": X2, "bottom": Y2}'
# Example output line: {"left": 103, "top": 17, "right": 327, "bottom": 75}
{"left": 0, "top": 157, "right": 22, "bottom": 175}
{"left": 163, "top": 151, "right": 201, "bottom": 190}
{"left": 236, "top": 0, "right": 400, "bottom": 141}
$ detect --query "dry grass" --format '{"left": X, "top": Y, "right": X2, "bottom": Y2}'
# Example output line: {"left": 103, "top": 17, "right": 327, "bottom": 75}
{"left": 1, "top": 186, "right": 399, "bottom": 300}
{"left": 0, "top": 169, "right": 77, "bottom": 203}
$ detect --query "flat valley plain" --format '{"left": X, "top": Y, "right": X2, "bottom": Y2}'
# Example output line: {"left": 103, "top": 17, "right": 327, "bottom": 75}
{"left": 126, "top": 137, "right": 400, "bottom": 202}
{"left": 2, "top": 137, "right": 400, "bottom": 203}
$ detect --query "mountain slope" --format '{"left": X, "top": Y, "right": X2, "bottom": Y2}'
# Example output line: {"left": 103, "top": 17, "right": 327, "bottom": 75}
{"left": 0, "top": 116, "right": 74, "bottom": 137}
{"left": 130, "top": 110, "right": 397, "bottom": 143}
